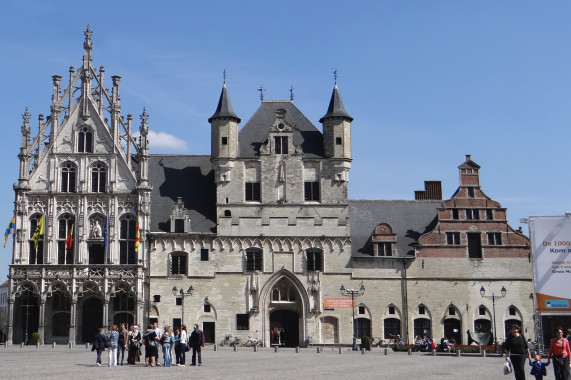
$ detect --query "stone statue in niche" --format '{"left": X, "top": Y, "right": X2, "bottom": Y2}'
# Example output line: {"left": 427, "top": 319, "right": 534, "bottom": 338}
{"left": 90, "top": 220, "right": 102, "bottom": 239}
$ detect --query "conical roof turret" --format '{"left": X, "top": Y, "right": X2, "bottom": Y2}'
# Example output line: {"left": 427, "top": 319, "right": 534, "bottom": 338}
{"left": 208, "top": 84, "right": 241, "bottom": 123}
{"left": 319, "top": 84, "right": 353, "bottom": 123}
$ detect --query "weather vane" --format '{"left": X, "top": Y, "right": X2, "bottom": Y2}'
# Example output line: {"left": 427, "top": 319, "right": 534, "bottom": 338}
{"left": 223, "top": 69, "right": 226, "bottom": 85}
{"left": 257, "top": 86, "right": 265, "bottom": 101}
{"left": 290, "top": 85, "right": 294, "bottom": 102}
{"left": 334, "top": 69, "right": 338, "bottom": 85}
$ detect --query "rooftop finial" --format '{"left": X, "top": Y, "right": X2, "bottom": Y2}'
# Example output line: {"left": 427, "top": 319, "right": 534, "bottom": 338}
{"left": 22, "top": 107, "right": 31, "bottom": 124}
{"left": 140, "top": 107, "right": 149, "bottom": 124}
{"left": 84, "top": 24, "right": 93, "bottom": 49}
{"left": 290, "top": 85, "right": 294, "bottom": 102}
{"left": 223, "top": 69, "right": 226, "bottom": 85}
{"left": 257, "top": 86, "right": 265, "bottom": 102}
{"left": 334, "top": 69, "right": 338, "bottom": 85}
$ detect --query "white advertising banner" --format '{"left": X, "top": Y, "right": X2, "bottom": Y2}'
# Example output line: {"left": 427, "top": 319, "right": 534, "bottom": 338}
{"left": 530, "top": 216, "right": 571, "bottom": 313}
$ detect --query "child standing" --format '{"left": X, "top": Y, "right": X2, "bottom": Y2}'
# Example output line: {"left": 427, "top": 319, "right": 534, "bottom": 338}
{"left": 529, "top": 353, "right": 549, "bottom": 380}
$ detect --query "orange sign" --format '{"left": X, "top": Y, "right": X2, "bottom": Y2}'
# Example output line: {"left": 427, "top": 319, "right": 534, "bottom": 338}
{"left": 323, "top": 298, "right": 355, "bottom": 309}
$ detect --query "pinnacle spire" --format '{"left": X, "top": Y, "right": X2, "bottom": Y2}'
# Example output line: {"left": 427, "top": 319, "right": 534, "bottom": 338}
{"left": 319, "top": 80, "right": 353, "bottom": 123}
{"left": 208, "top": 82, "right": 241, "bottom": 123}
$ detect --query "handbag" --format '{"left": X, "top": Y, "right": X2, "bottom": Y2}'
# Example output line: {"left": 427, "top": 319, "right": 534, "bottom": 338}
{"left": 185, "top": 344, "right": 191, "bottom": 352}
{"left": 503, "top": 358, "right": 513, "bottom": 375}
{"left": 105, "top": 338, "right": 110, "bottom": 348}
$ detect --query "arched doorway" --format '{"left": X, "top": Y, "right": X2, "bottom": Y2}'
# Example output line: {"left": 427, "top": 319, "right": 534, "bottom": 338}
{"left": 270, "top": 309, "right": 299, "bottom": 347}
{"left": 13, "top": 290, "right": 39, "bottom": 344}
{"left": 82, "top": 298, "right": 103, "bottom": 342}
{"left": 443, "top": 318, "right": 461, "bottom": 344}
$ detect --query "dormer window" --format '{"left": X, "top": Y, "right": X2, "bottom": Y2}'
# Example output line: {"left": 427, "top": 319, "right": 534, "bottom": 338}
{"left": 370, "top": 223, "right": 397, "bottom": 256}
{"left": 275, "top": 136, "right": 288, "bottom": 154}
{"left": 169, "top": 197, "right": 191, "bottom": 233}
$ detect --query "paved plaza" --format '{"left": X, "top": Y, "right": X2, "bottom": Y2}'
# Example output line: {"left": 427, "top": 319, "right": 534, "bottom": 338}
{"left": 0, "top": 344, "right": 520, "bottom": 380}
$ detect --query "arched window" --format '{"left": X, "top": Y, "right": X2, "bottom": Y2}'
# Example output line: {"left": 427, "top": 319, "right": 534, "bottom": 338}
{"left": 61, "top": 162, "right": 76, "bottom": 193}
{"left": 113, "top": 293, "right": 134, "bottom": 311}
{"left": 28, "top": 214, "right": 44, "bottom": 264}
{"left": 119, "top": 214, "right": 137, "bottom": 264}
{"left": 57, "top": 213, "right": 75, "bottom": 264}
{"left": 78, "top": 126, "right": 93, "bottom": 153}
{"left": 91, "top": 162, "right": 107, "bottom": 193}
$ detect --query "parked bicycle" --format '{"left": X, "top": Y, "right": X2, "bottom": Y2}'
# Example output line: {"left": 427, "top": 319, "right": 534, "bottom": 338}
{"left": 242, "top": 336, "right": 262, "bottom": 347}
{"left": 221, "top": 334, "right": 232, "bottom": 346}
{"left": 229, "top": 337, "right": 241, "bottom": 347}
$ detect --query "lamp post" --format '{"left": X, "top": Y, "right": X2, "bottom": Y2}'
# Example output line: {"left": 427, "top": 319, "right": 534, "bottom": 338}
{"left": 480, "top": 285, "right": 506, "bottom": 352}
{"left": 172, "top": 285, "right": 194, "bottom": 327}
{"left": 340, "top": 284, "right": 365, "bottom": 350}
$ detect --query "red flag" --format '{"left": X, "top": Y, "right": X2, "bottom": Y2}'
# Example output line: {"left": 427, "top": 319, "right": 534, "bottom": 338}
{"left": 65, "top": 224, "right": 74, "bottom": 250}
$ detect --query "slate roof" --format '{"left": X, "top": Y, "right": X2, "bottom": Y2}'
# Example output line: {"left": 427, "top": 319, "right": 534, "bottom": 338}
{"left": 208, "top": 84, "right": 241, "bottom": 123}
{"left": 349, "top": 200, "right": 442, "bottom": 257}
{"left": 238, "top": 100, "right": 325, "bottom": 158}
{"left": 319, "top": 84, "right": 353, "bottom": 122}
{"left": 148, "top": 155, "right": 216, "bottom": 234}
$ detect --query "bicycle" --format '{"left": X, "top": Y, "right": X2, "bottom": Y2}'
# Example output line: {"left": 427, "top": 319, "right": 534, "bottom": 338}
{"left": 221, "top": 334, "right": 232, "bottom": 346}
{"left": 229, "top": 337, "right": 241, "bottom": 347}
{"left": 242, "top": 336, "right": 262, "bottom": 347}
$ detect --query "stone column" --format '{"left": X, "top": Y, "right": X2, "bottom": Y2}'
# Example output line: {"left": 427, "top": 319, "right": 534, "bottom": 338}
{"left": 7, "top": 300, "right": 14, "bottom": 344}
{"left": 38, "top": 298, "right": 46, "bottom": 344}
{"left": 69, "top": 298, "right": 77, "bottom": 344}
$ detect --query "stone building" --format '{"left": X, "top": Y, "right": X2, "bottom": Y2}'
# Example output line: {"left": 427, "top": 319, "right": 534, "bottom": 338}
{"left": 7, "top": 28, "right": 533, "bottom": 346}
{"left": 7, "top": 26, "right": 151, "bottom": 344}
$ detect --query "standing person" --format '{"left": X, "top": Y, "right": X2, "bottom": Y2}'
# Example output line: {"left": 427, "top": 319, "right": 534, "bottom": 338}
{"left": 93, "top": 328, "right": 106, "bottom": 366}
{"left": 106, "top": 325, "right": 120, "bottom": 367}
{"left": 547, "top": 327, "right": 571, "bottom": 380}
{"left": 117, "top": 323, "right": 128, "bottom": 365}
{"left": 503, "top": 323, "right": 532, "bottom": 380}
{"left": 127, "top": 325, "right": 141, "bottom": 365}
{"left": 153, "top": 322, "right": 161, "bottom": 366}
{"left": 529, "top": 353, "right": 549, "bottom": 380}
{"left": 178, "top": 324, "right": 188, "bottom": 366}
{"left": 173, "top": 328, "right": 181, "bottom": 366}
{"left": 280, "top": 329, "right": 285, "bottom": 346}
{"left": 189, "top": 324, "right": 203, "bottom": 366}
{"left": 143, "top": 324, "right": 158, "bottom": 367}
{"left": 161, "top": 325, "right": 172, "bottom": 367}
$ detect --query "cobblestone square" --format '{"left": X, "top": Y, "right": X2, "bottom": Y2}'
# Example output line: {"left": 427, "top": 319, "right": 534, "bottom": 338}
{"left": 0, "top": 345, "right": 515, "bottom": 380}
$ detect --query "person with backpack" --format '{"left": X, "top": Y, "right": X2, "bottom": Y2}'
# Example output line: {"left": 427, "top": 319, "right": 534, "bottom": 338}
{"left": 503, "top": 323, "right": 531, "bottom": 380}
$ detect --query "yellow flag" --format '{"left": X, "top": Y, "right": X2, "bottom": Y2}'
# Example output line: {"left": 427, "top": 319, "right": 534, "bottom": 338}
{"left": 32, "top": 215, "right": 45, "bottom": 249}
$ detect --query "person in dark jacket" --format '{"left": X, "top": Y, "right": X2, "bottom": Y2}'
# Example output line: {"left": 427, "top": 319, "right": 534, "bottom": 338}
{"left": 503, "top": 323, "right": 531, "bottom": 380}
{"left": 189, "top": 324, "right": 203, "bottom": 366}
{"left": 117, "top": 323, "right": 128, "bottom": 365}
{"left": 93, "top": 328, "right": 106, "bottom": 366}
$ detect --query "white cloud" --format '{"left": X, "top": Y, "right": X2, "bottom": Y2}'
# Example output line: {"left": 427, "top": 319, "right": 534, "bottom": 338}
{"left": 134, "top": 130, "right": 188, "bottom": 152}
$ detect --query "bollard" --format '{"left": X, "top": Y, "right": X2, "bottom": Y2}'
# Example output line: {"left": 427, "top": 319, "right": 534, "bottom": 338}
{"left": 86, "top": 343, "right": 90, "bottom": 349}
{"left": 338, "top": 347, "right": 342, "bottom": 354}
{"left": 52, "top": 342, "right": 56, "bottom": 348}
{"left": 36, "top": 342, "right": 40, "bottom": 348}
{"left": 481, "top": 350, "right": 486, "bottom": 357}
{"left": 408, "top": 347, "right": 412, "bottom": 355}
{"left": 361, "top": 348, "right": 365, "bottom": 355}
{"left": 432, "top": 349, "right": 436, "bottom": 356}
{"left": 254, "top": 345, "right": 257, "bottom": 352}
{"left": 384, "top": 348, "right": 389, "bottom": 355}
{"left": 20, "top": 342, "right": 24, "bottom": 348}
{"left": 456, "top": 349, "right": 461, "bottom": 357}
{"left": 234, "top": 345, "right": 238, "bottom": 352}
{"left": 317, "top": 347, "right": 320, "bottom": 353}
{"left": 213, "top": 344, "right": 217, "bottom": 351}
{"left": 68, "top": 342, "right": 73, "bottom": 349}
{"left": 274, "top": 346, "right": 278, "bottom": 353}
{"left": 296, "top": 347, "right": 300, "bottom": 353}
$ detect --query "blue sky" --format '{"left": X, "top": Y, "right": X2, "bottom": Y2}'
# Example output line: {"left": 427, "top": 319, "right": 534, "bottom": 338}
{"left": 1, "top": 0, "right": 570, "bottom": 280}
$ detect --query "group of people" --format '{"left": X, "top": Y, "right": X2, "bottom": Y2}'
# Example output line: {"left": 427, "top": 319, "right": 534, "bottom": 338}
{"left": 92, "top": 322, "right": 205, "bottom": 368}
{"left": 503, "top": 324, "right": 571, "bottom": 380}
{"left": 270, "top": 327, "right": 285, "bottom": 346}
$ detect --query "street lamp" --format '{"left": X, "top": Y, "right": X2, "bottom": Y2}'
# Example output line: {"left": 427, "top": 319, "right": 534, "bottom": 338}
{"left": 340, "top": 283, "right": 365, "bottom": 350}
{"left": 480, "top": 285, "right": 506, "bottom": 352}
{"left": 172, "top": 285, "right": 194, "bottom": 327}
